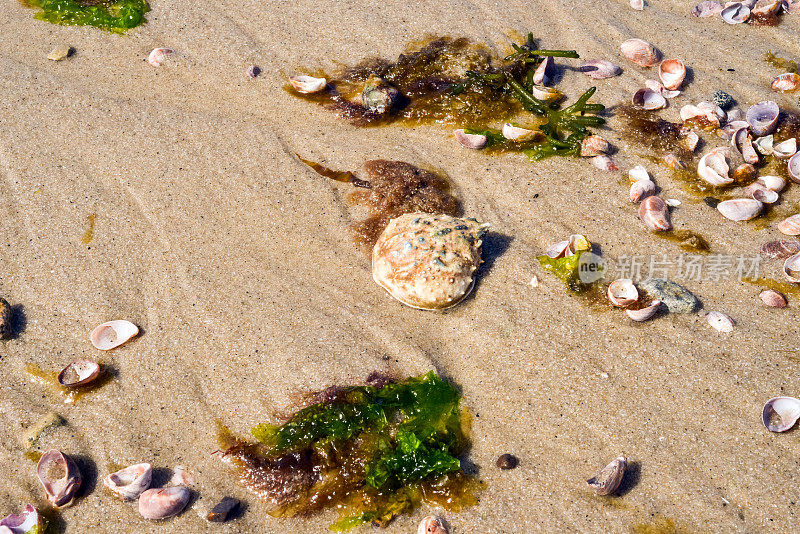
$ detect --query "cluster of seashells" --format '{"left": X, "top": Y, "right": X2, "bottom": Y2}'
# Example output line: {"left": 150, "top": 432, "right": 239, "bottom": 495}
{"left": 693, "top": 0, "right": 799, "bottom": 24}
{"left": 627, "top": 165, "right": 675, "bottom": 232}
{"left": 104, "top": 463, "right": 191, "bottom": 520}
{"left": 607, "top": 279, "right": 663, "bottom": 322}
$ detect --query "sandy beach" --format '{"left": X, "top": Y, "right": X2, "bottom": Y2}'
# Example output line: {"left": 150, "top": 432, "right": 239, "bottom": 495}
{"left": 1, "top": 0, "right": 799, "bottom": 532}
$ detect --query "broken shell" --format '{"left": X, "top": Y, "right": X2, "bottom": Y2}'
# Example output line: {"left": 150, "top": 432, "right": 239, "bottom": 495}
{"left": 662, "top": 89, "right": 681, "bottom": 99}
{"left": 707, "top": 310, "right": 735, "bottom": 332}
{"left": 362, "top": 75, "right": 399, "bottom": 114}
{"left": 104, "top": 463, "right": 153, "bottom": 501}
{"left": 47, "top": 44, "right": 72, "bottom": 61}
{"left": 139, "top": 486, "right": 190, "bottom": 520}
{"left": 57, "top": 360, "right": 100, "bottom": 388}
{"left": 579, "top": 60, "right": 622, "bottom": 79}
{"left": 785, "top": 252, "right": 800, "bottom": 283}
{"left": 791, "top": 152, "right": 800, "bottom": 183}
{"left": 681, "top": 102, "right": 724, "bottom": 129}
{"left": 592, "top": 155, "right": 619, "bottom": 171}
{"left": 418, "top": 516, "right": 448, "bottom": 534}
{"left": 773, "top": 138, "right": 798, "bottom": 159}
{"left": 762, "top": 396, "right": 800, "bottom": 432}
{"left": 628, "top": 165, "right": 651, "bottom": 182}
{"left": 587, "top": 456, "right": 627, "bottom": 495}
{"left": 580, "top": 135, "right": 611, "bottom": 157}
{"left": 753, "top": 134, "right": 775, "bottom": 155}
{"left": 732, "top": 129, "right": 760, "bottom": 164}
{"left": 90, "top": 320, "right": 139, "bottom": 350}
{"left": 759, "top": 174, "right": 786, "bottom": 192}
{"left": 533, "top": 56, "right": 554, "bottom": 86}
{"left": 663, "top": 153, "right": 685, "bottom": 170}
{"left": 658, "top": 59, "right": 686, "bottom": 91}
{"left": 608, "top": 279, "right": 639, "bottom": 307}
{"left": 778, "top": 214, "right": 800, "bottom": 235}
{"left": 753, "top": 0, "right": 782, "bottom": 16}
{"left": 665, "top": 198, "right": 681, "bottom": 207}
{"left": 645, "top": 79, "right": 663, "bottom": 92}
{"left": 747, "top": 185, "right": 779, "bottom": 204}
{"left": 620, "top": 39, "right": 661, "bottom": 67}
{"left": 760, "top": 289, "right": 788, "bottom": 308}
{"left": 762, "top": 240, "right": 800, "bottom": 259}
{"left": 630, "top": 179, "right": 656, "bottom": 202}
{"left": 682, "top": 130, "right": 700, "bottom": 152}
{"left": 721, "top": 2, "right": 751, "bottom": 23}
{"left": 502, "top": 123, "right": 539, "bottom": 142}
{"left": 719, "top": 120, "right": 750, "bottom": 141}
{"left": 372, "top": 213, "right": 489, "bottom": 310}
{"left": 746, "top": 101, "right": 780, "bottom": 136}
{"left": 632, "top": 88, "right": 667, "bottom": 110}
{"left": 717, "top": 198, "right": 763, "bottom": 221}
{"left": 639, "top": 196, "right": 672, "bottom": 231}
{"left": 288, "top": 75, "right": 326, "bottom": 94}
{"left": 37, "top": 449, "right": 81, "bottom": 508}
{"left": 697, "top": 147, "right": 732, "bottom": 186}
{"left": 454, "top": 129, "right": 487, "bottom": 149}
{"left": 147, "top": 48, "right": 173, "bottom": 67}
{"left": 545, "top": 240, "right": 571, "bottom": 259}
{"left": 772, "top": 72, "right": 800, "bottom": 92}
{"left": 170, "top": 465, "right": 194, "bottom": 487}
{"left": 0, "top": 505, "right": 39, "bottom": 534}
{"left": 693, "top": 0, "right": 724, "bottom": 16}
{"left": 626, "top": 300, "right": 662, "bottom": 321}
{"left": 530, "top": 85, "right": 563, "bottom": 102}
{"left": 630, "top": 0, "right": 645, "bottom": 9}
{"left": 546, "top": 234, "right": 591, "bottom": 259}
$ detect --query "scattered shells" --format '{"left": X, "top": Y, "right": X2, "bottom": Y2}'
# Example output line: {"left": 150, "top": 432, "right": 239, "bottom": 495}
{"left": 633, "top": 88, "right": 667, "bottom": 110}
{"left": 502, "top": 123, "right": 538, "bottom": 142}
{"left": 372, "top": 213, "right": 489, "bottom": 310}
{"left": 418, "top": 516, "right": 448, "bottom": 534}
{"left": 778, "top": 214, "right": 800, "bottom": 235}
{"left": 0, "top": 505, "right": 39, "bottom": 534}
{"left": 717, "top": 198, "right": 763, "bottom": 221}
{"left": 790, "top": 152, "right": 800, "bottom": 183}
{"left": 139, "top": 486, "right": 191, "bottom": 520}
{"left": 90, "top": 320, "right": 139, "bottom": 350}
{"left": 47, "top": 44, "right": 72, "bottom": 61}
{"left": 0, "top": 297, "right": 11, "bottom": 339}
{"left": 587, "top": 456, "right": 627, "bottom": 495}
{"left": 746, "top": 101, "right": 780, "bottom": 136}
{"left": 693, "top": 1, "right": 724, "bottom": 16}
{"left": 659, "top": 59, "right": 686, "bottom": 90}
{"left": 760, "top": 289, "right": 787, "bottom": 308}
{"left": 697, "top": 147, "right": 732, "bottom": 186}
{"left": 57, "top": 360, "right": 100, "bottom": 388}
{"left": 620, "top": 39, "right": 661, "bottom": 67}
{"left": 454, "top": 129, "right": 487, "bottom": 149}
{"left": 592, "top": 155, "right": 619, "bottom": 171}
{"left": 707, "top": 310, "right": 735, "bottom": 332}
{"left": 772, "top": 72, "right": 800, "bottom": 92}
{"left": 773, "top": 138, "right": 798, "bottom": 159}
{"left": 608, "top": 279, "right": 639, "bottom": 307}
{"left": 288, "top": 75, "right": 326, "bottom": 94}
{"left": 628, "top": 165, "right": 651, "bottom": 183}
{"left": 630, "top": 179, "right": 656, "bottom": 202}
{"left": 762, "top": 396, "right": 800, "bottom": 432}
{"left": 721, "top": 2, "right": 751, "bottom": 23}
{"left": 761, "top": 240, "right": 800, "bottom": 259}
{"left": 626, "top": 300, "right": 662, "bottom": 321}
{"left": 533, "top": 56, "right": 554, "bottom": 86}
{"left": 579, "top": 60, "right": 622, "bottom": 79}
{"left": 362, "top": 75, "right": 399, "bottom": 114}
{"left": 147, "top": 48, "right": 174, "bottom": 67}
{"left": 37, "top": 450, "right": 81, "bottom": 508}
{"left": 639, "top": 196, "right": 672, "bottom": 231}
{"left": 104, "top": 463, "right": 152, "bottom": 501}
{"left": 783, "top": 252, "right": 800, "bottom": 283}
{"left": 530, "top": 85, "right": 563, "bottom": 102}
{"left": 580, "top": 135, "right": 611, "bottom": 156}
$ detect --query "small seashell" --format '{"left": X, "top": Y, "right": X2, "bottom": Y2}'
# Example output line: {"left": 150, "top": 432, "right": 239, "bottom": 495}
{"left": 718, "top": 120, "right": 749, "bottom": 141}
{"left": 772, "top": 73, "right": 800, "bottom": 92}
{"left": 579, "top": 60, "right": 622, "bottom": 79}
{"left": 773, "top": 138, "right": 798, "bottom": 159}
{"left": 778, "top": 214, "right": 800, "bottom": 235}
{"left": 288, "top": 75, "right": 326, "bottom": 94}
{"left": 57, "top": 360, "right": 100, "bottom": 388}
{"left": 762, "top": 396, "right": 800, "bottom": 432}
{"left": 682, "top": 131, "right": 700, "bottom": 152}
{"left": 632, "top": 88, "right": 667, "bottom": 110}
{"left": 138, "top": 486, "right": 190, "bottom": 520}
{"left": 732, "top": 129, "right": 760, "bottom": 164}
{"left": 90, "top": 320, "right": 139, "bottom": 350}
{"left": 717, "top": 198, "right": 763, "bottom": 221}
{"left": 681, "top": 103, "right": 724, "bottom": 129}
{"left": 753, "top": 134, "right": 775, "bottom": 155}
{"left": 658, "top": 59, "right": 686, "bottom": 91}
{"left": 37, "top": 450, "right": 81, "bottom": 508}
{"left": 545, "top": 240, "right": 571, "bottom": 259}
{"left": 746, "top": 101, "right": 780, "bottom": 136}
{"left": 693, "top": 0, "right": 724, "bottom": 16}
{"left": 104, "top": 463, "right": 153, "bottom": 501}
{"left": 759, "top": 174, "right": 786, "bottom": 192}
{"left": 785, "top": 252, "right": 800, "bottom": 283}
{"left": 631, "top": 0, "right": 645, "bottom": 9}
{"left": 620, "top": 39, "right": 661, "bottom": 67}
{"left": 362, "top": 75, "right": 399, "bottom": 114}
{"left": 502, "top": 123, "right": 539, "bottom": 142}
{"left": 644, "top": 78, "right": 664, "bottom": 91}
{"left": 587, "top": 455, "right": 627, "bottom": 495}
{"left": 785, "top": 0, "right": 800, "bottom": 13}
{"left": 760, "top": 289, "right": 787, "bottom": 308}
{"left": 47, "top": 44, "right": 72, "bottom": 61}
{"left": 665, "top": 198, "right": 682, "bottom": 207}
{"left": 418, "top": 516, "right": 448, "bottom": 534}
{"left": 454, "top": 129, "right": 487, "bottom": 149}
{"left": 706, "top": 310, "right": 735, "bottom": 332}
{"left": 170, "top": 465, "right": 194, "bottom": 487}
{"left": 533, "top": 56, "right": 554, "bottom": 86}
{"left": 580, "top": 135, "right": 612, "bottom": 157}
{"left": 628, "top": 165, "right": 651, "bottom": 183}
{"left": 747, "top": 185, "right": 779, "bottom": 204}
{"left": 762, "top": 240, "right": 800, "bottom": 259}
{"left": 630, "top": 179, "right": 656, "bottom": 202}
{"left": 247, "top": 65, "right": 261, "bottom": 78}
{"left": 530, "top": 275, "right": 540, "bottom": 288}
{"left": 791, "top": 152, "right": 800, "bottom": 183}
{"left": 732, "top": 163, "right": 757, "bottom": 183}
{"left": 592, "top": 155, "right": 619, "bottom": 171}
{"left": 663, "top": 153, "right": 685, "bottom": 169}
{"left": 530, "top": 85, "right": 563, "bottom": 102}
{"left": 544, "top": 235, "right": 590, "bottom": 260}
{"left": 753, "top": 0, "right": 782, "bottom": 15}
{"left": 697, "top": 147, "right": 732, "bottom": 186}
{"left": 662, "top": 89, "right": 681, "bottom": 99}
{"left": 372, "top": 213, "right": 489, "bottom": 310}
{"left": 147, "top": 48, "right": 174, "bottom": 67}
{"left": 638, "top": 196, "right": 672, "bottom": 231}
{"left": 721, "top": 2, "right": 751, "bottom": 22}
{"left": 608, "top": 279, "right": 639, "bottom": 307}
{"left": 0, "top": 504, "right": 40, "bottom": 534}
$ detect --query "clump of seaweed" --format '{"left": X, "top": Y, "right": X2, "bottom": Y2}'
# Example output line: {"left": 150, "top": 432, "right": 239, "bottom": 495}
{"left": 218, "top": 372, "right": 482, "bottom": 531}
{"left": 21, "top": 0, "right": 150, "bottom": 32}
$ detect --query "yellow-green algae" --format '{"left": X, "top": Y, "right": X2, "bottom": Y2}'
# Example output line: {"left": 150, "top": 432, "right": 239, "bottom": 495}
{"left": 22, "top": 0, "right": 149, "bottom": 33}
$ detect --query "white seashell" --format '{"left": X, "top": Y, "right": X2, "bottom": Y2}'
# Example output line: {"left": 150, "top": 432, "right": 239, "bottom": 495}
{"left": 762, "top": 396, "right": 800, "bottom": 432}
{"left": 753, "top": 135, "right": 775, "bottom": 155}
{"left": 759, "top": 174, "right": 786, "bottom": 192}
{"left": 579, "top": 60, "right": 622, "bottom": 79}
{"left": 545, "top": 240, "right": 571, "bottom": 259}
{"left": 138, "top": 486, "right": 190, "bottom": 520}
{"left": 658, "top": 59, "right": 686, "bottom": 90}
{"left": 57, "top": 360, "right": 100, "bottom": 388}
{"left": 644, "top": 79, "right": 663, "bottom": 92}
{"left": 721, "top": 2, "right": 751, "bottom": 22}
{"left": 543, "top": 234, "right": 590, "bottom": 260}
{"left": 747, "top": 185, "right": 779, "bottom": 204}
{"left": 587, "top": 456, "right": 627, "bottom": 495}
{"left": 785, "top": 252, "right": 800, "bottom": 283}
{"left": 0, "top": 504, "right": 39, "bottom": 534}
{"left": 580, "top": 135, "right": 611, "bottom": 157}
{"left": 530, "top": 85, "right": 563, "bottom": 102}
{"left": 746, "top": 101, "right": 780, "bottom": 136}
{"left": 778, "top": 214, "right": 800, "bottom": 235}
{"left": 665, "top": 198, "right": 682, "bottom": 207}
{"left": 693, "top": 0, "right": 724, "bottom": 16}
{"left": 170, "top": 465, "right": 194, "bottom": 487}
{"left": 638, "top": 196, "right": 671, "bottom": 231}
{"left": 630, "top": 0, "right": 645, "bottom": 9}
{"left": 632, "top": 88, "right": 667, "bottom": 110}
{"left": 630, "top": 179, "right": 656, "bottom": 202}
{"left": 760, "top": 289, "right": 788, "bottom": 308}
{"left": 418, "top": 516, "right": 448, "bottom": 534}
{"left": 790, "top": 152, "right": 800, "bottom": 183}
{"left": 626, "top": 300, "right": 662, "bottom": 321}
{"left": 772, "top": 73, "right": 800, "bottom": 92}
{"left": 726, "top": 108, "right": 745, "bottom": 122}
{"left": 620, "top": 39, "right": 661, "bottom": 67}
{"left": 697, "top": 147, "right": 732, "bottom": 186}
{"left": 104, "top": 463, "right": 153, "bottom": 501}
{"left": 706, "top": 310, "right": 735, "bottom": 332}
{"left": 530, "top": 275, "right": 540, "bottom": 288}
{"left": 592, "top": 155, "right": 619, "bottom": 171}
{"left": 147, "top": 48, "right": 174, "bottom": 67}
{"left": 90, "top": 320, "right": 139, "bottom": 350}
{"left": 37, "top": 450, "right": 81, "bottom": 508}
{"left": 628, "top": 164, "right": 651, "bottom": 182}
{"left": 773, "top": 138, "right": 798, "bottom": 159}
{"left": 454, "top": 129, "right": 487, "bottom": 149}
{"left": 717, "top": 198, "right": 763, "bottom": 221}
{"left": 732, "top": 128, "right": 760, "bottom": 164}
{"left": 533, "top": 56, "right": 554, "bottom": 86}
{"left": 502, "top": 123, "right": 538, "bottom": 142}
{"left": 662, "top": 89, "right": 681, "bottom": 99}
{"left": 607, "top": 279, "right": 639, "bottom": 307}
{"left": 682, "top": 131, "right": 700, "bottom": 152}
{"left": 288, "top": 75, "right": 326, "bottom": 94}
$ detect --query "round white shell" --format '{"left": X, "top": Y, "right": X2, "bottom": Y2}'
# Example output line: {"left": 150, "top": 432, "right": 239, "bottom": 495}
{"left": 90, "top": 320, "right": 139, "bottom": 350}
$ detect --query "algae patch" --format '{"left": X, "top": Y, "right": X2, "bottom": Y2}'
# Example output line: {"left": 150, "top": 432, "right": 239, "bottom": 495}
{"left": 22, "top": 0, "right": 149, "bottom": 33}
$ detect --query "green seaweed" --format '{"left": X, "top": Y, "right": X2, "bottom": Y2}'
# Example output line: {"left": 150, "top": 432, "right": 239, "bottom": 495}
{"left": 22, "top": 0, "right": 149, "bottom": 33}
{"left": 537, "top": 249, "right": 601, "bottom": 292}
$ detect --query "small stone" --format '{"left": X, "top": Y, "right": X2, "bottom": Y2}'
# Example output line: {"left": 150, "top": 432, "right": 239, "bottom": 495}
{"left": 0, "top": 297, "right": 12, "bottom": 338}
{"left": 496, "top": 453, "right": 518, "bottom": 469}
{"left": 247, "top": 65, "right": 261, "bottom": 78}
{"left": 711, "top": 90, "right": 734, "bottom": 110}
{"left": 639, "top": 278, "right": 700, "bottom": 314}
{"left": 47, "top": 44, "right": 73, "bottom": 61}
{"left": 206, "top": 497, "right": 239, "bottom": 522}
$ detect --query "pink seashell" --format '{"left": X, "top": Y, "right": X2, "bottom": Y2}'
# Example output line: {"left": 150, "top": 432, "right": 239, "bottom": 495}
{"left": 732, "top": 128, "right": 760, "bottom": 164}
{"left": 659, "top": 59, "right": 686, "bottom": 90}
{"left": 147, "top": 48, "right": 174, "bottom": 67}
{"left": 581, "top": 135, "right": 612, "bottom": 157}
{"left": 772, "top": 72, "right": 800, "bottom": 92}
{"left": 761, "top": 240, "right": 800, "bottom": 259}
{"left": 608, "top": 279, "right": 639, "bottom": 307}
{"left": 138, "top": 487, "right": 190, "bottom": 520}
{"left": 620, "top": 39, "right": 661, "bottom": 67}
{"left": 697, "top": 147, "right": 732, "bottom": 185}
{"left": 579, "top": 60, "right": 622, "bottom": 79}
{"left": 630, "top": 179, "right": 656, "bottom": 202}
{"left": 104, "top": 463, "right": 152, "bottom": 501}
{"left": 454, "top": 129, "right": 486, "bottom": 149}
{"left": 778, "top": 214, "right": 800, "bottom": 235}
{"left": 638, "top": 196, "right": 672, "bottom": 231}
{"left": 759, "top": 174, "right": 786, "bottom": 192}
{"left": 717, "top": 198, "right": 763, "bottom": 221}
{"left": 760, "top": 289, "right": 787, "bottom": 308}
{"left": 763, "top": 396, "right": 800, "bottom": 432}
{"left": 626, "top": 300, "right": 662, "bottom": 321}
{"left": 37, "top": 450, "right": 81, "bottom": 508}
{"left": 681, "top": 102, "right": 725, "bottom": 128}
{"left": 418, "top": 516, "right": 448, "bottom": 534}
{"left": 631, "top": 0, "right": 645, "bottom": 9}
{"left": 57, "top": 359, "right": 100, "bottom": 388}
{"left": 746, "top": 101, "right": 780, "bottom": 136}
{"left": 592, "top": 155, "right": 619, "bottom": 171}
{"left": 790, "top": 152, "right": 800, "bottom": 183}
{"left": 785, "top": 252, "right": 800, "bottom": 283}
{"left": 633, "top": 88, "right": 667, "bottom": 110}
{"left": 693, "top": 1, "right": 724, "bottom": 16}
{"left": 0, "top": 505, "right": 39, "bottom": 534}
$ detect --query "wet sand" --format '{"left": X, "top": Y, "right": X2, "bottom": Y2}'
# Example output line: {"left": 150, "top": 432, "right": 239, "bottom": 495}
{"left": 1, "top": 0, "right": 799, "bottom": 532}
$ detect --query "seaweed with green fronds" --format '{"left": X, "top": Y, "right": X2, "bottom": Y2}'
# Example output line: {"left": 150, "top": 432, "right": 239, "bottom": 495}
{"left": 219, "top": 372, "right": 483, "bottom": 531}
{"left": 22, "top": 0, "right": 150, "bottom": 33}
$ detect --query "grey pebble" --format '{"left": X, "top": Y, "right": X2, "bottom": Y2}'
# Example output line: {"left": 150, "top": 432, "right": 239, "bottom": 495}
{"left": 639, "top": 278, "right": 700, "bottom": 314}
